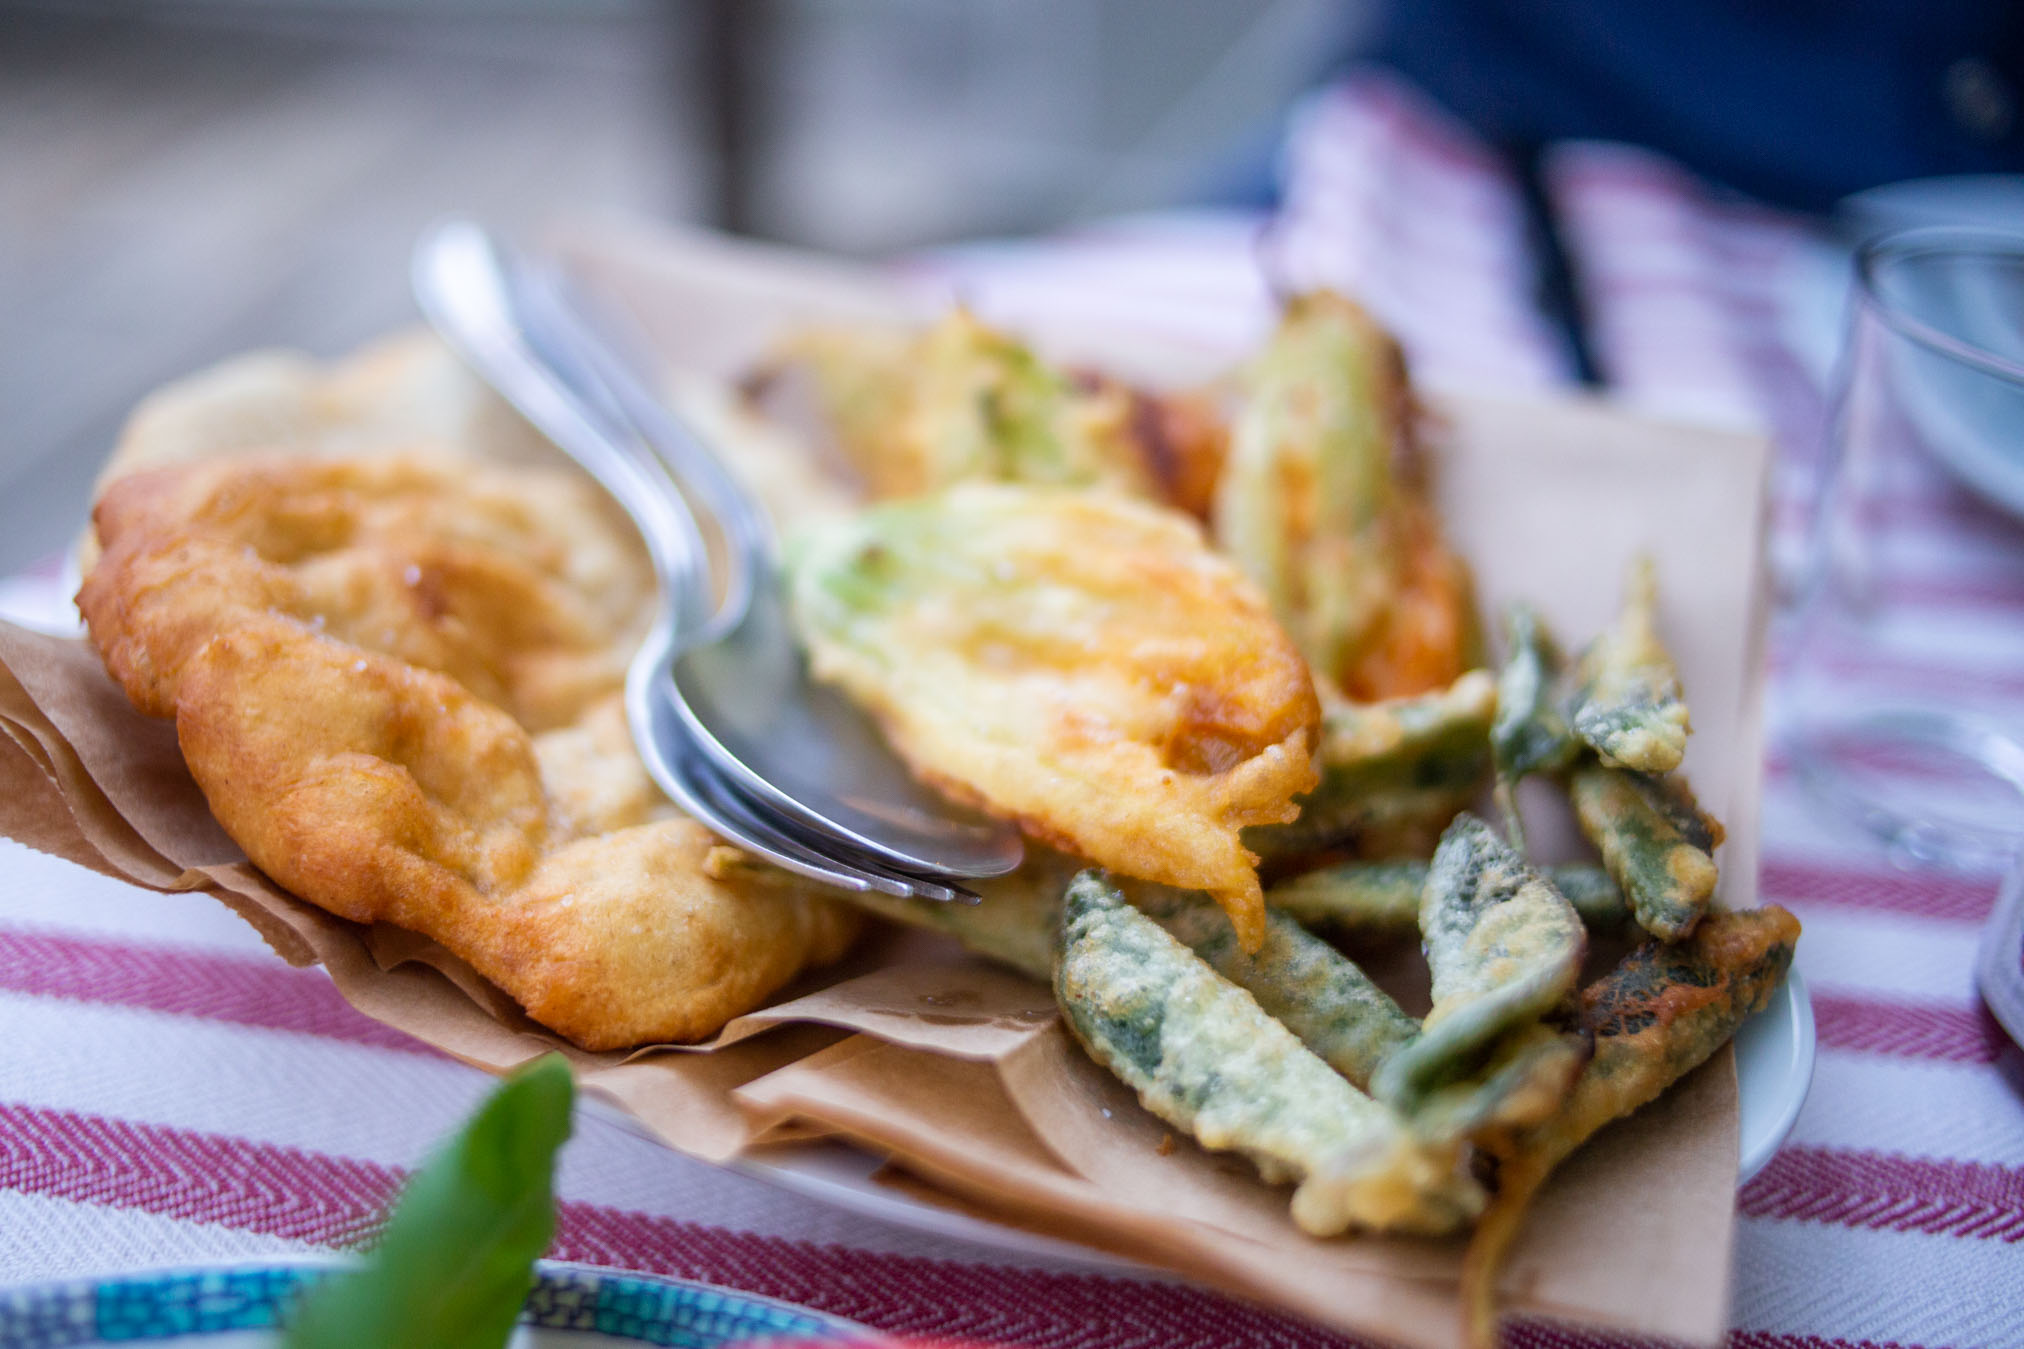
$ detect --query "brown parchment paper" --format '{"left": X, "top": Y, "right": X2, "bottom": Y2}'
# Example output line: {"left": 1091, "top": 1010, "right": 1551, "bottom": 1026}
{"left": 0, "top": 221, "right": 1775, "bottom": 1349}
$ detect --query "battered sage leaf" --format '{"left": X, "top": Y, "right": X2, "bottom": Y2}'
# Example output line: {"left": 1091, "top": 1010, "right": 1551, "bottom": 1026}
{"left": 1627, "top": 765, "right": 1727, "bottom": 852}
{"left": 1371, "top": 815, "right": 1585, "bottom": 1114}
{"left": 1489, "top": 603, "right": 1578, "bottom": 850}
{"left": 1490, "top": 605, "right": 1577, "bottom": 779}
{"left": 1567, "top": 557, "right": 1689, "bottom": 774}
{"left": 1055, "top": 871, "right": 1482, "bottom": 1236}
{"left": 846, "top": 855, "right": 1072, "bottom": 983}
{"left": 1138, "top": 886, "right": 1419, "bottom": 1091}
{"left": 1546, "top": 862, "right": 1633, "bottom": 933}
{"left": 1142, "top": 885, "right": 1586, "bottom": 1142}
{"left": 1247, "top": 670, "right": 1495, "bottom": 863}
{"left": 1408, "top": 1022, "right": 1590, "bottom": 1148}
{"left": 1267, "top": 859, "right": 1626, "bottom": 941}
{"left": 1460, "top": 906, "right": 1800, "bottom": 1348}
{"left": 284, "top": 1055, "right": 574, "bottom": 1349}
{"left": 1266, "top": 858, "right": 1428, "bottom": 938}
{"left": 1569, "top": 761, "right": 1720, "bottom": 941}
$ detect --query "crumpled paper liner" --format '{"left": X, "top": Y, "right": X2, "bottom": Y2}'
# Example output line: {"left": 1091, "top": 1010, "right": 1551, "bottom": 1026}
{"left": 0, "top": 223, "right": 1777, "bottom": 1349}
{"left": 0, "top": 578, "right": 1744, "bottom": 1349}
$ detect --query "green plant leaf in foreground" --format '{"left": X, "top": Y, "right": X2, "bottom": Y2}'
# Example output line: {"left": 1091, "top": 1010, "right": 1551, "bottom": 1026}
{"left": 285, "top": 1054, "right": 576, "bottom": 1349}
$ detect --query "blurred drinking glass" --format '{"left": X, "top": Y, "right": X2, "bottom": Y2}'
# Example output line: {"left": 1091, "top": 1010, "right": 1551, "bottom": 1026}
{"left": 1784, "top": 228, "right": 2024, "bottom": 869}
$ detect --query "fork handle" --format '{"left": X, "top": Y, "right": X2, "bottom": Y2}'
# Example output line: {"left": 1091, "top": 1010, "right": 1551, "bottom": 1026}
{"left": 412, "top": 221, "right": 714, "bottom": 636}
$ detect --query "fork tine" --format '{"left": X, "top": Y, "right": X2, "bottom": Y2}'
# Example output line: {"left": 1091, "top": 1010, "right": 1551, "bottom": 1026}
{"left": 629, "top": 650, "right": 982, "bottom": 902}
{"left": 629, "top": 662, "right": 912, "bottom": 896}
{"left": 677, "top": 721, "right": 983, "bottom": 903}
{"left": 688, "top": 745, "right": 984, "bottom": 903}
{"left": 679, "top": 748, "right": 911, "bottom": 898}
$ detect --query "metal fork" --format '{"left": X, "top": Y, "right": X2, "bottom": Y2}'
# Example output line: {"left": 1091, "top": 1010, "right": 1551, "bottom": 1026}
{"left": 510, "top": 245, "right": 1024, "bottom": 887}
{"left": 412, "top": 220, "right": 981, "bottom": 902}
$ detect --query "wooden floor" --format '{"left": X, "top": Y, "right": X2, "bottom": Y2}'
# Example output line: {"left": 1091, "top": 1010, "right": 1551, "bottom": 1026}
{"left": 0, "top": 6, "right": 704, "bottom": 572}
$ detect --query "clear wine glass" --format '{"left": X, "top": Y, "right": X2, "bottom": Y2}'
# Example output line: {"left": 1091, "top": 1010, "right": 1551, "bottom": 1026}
{"left": 1783, "top": 227, "right": 2024, "bottom": 869}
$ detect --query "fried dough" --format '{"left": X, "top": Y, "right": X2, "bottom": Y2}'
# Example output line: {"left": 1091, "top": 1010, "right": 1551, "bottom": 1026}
{"left": 82, "top": 332, "right": 857, "bottom": 572}
{"left": 79, "top": 451, "right": 859, "bottom": 1050}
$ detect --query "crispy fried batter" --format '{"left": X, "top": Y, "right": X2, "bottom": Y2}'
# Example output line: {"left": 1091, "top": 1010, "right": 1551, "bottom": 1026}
{"left": 1568, "top": 556, "right": 1690, "bottom": 774}
{"left": 1459, "top": 906, "right": 1800, "bottom": 1348}
{"left": 786, "top": 483, "right": 1320, "bottom": 951}
{"left": 1247, "top": 670, "right": 1495, "bottom": 864}
{"left": 1371, "top": 814, "right": 1586, "bottom": 1114}
{"left": 767, "top": 311, "right": 1226, "bottom": 515}
{"left": 77, "top": 334, "right": 559, "bottom": 573}
{"left": 79, "top": 452, "right": 859, "bottom": 1050}
{"left": 1057, "top": 871, "right": 1484, "bottom": 1236}
{"left": 1212, "top": 292, "right": 1480, "bottom": 702}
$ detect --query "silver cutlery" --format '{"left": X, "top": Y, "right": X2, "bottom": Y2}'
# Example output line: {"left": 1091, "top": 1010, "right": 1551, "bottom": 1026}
{"left": 505, "top": 247, "right": 1025, "bottom": 883}
{"left": 411, "top": 220, "right": 1020, "bottom": 902}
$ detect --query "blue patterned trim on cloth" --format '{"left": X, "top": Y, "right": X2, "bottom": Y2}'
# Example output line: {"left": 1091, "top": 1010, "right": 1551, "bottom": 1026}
{"left": 0, "top": 1264, "right": 855, "bottom": 1347}
{"left": 526, "top": 1267, "right": 837, "bottom": 1345}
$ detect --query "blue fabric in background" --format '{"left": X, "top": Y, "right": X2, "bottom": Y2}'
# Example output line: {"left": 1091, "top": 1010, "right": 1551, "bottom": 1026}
{"left": 1373, "top": 0, "right": 2024, "bottom": 211}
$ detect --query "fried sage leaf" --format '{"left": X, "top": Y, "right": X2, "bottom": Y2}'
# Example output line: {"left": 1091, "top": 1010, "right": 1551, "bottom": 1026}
{"left": 1267, "top": 859, "right": 1626, "bottom": 941}
{"left": 788, "top": 483, "right": 1320, "bottom": 951}
{"left": 1212, "top": 292, "right": 1479, "bottom": 701}
{"left": 1461, "top": 906, "right": 1801, "bottom": 1349}
{"left": 1489, "top": 603, "right": 1578, "bottom": 850}
{"left": 1138, "top": 887, "right": 1419, "bottom": 1091}
{"left": 1547, "top": 861, "right": 1633, "bottom": 932}
{"left": 1143, "top": 884, "right": 1586, "bottom": 1143}
{"left": 856, "top": 868, "right": 1428, "bottom": 1089}
{"left": 1570, "top": 762, "right": 1721, "bottom": 941}
{"left": 1410, "top": 1023, "right": 1591, "bottom": 1149}
{"left": 1631, "top": 765, "right": 1727, "bottom": 852}
{"left": 1248, "top": 670, "right": 1494, "bottom": 863}
{"left": 1055, "top": 871, "right": 1483, "bottom": 1236}
{"left": 1267, "top": 858, "right": 1427, "bottom": 937}
{"left": 1567, "top": 557, "right": 1689, "bottom": 774}
{"left": 1491, "top": 604, "right": 1577, "bottom": 782}
{"left": 1371, "top": 815, "right": 1586, "bottom": 1113}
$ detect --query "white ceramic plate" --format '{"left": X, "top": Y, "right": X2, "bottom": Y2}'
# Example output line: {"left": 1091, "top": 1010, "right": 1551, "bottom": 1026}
{"left": 0, "top": 1258, "right": 869, "bottom": 1347}
{"left": 596, "top": 968, "right": 1815, "bottom": 1273}
{"left": 1733, "top": 967, "right": 1815, "bottom": 1184}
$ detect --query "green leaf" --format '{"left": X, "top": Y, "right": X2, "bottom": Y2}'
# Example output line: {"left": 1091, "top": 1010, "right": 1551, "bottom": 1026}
{"left": 285, "top": 1054, "right": 575, "bottom": 1349}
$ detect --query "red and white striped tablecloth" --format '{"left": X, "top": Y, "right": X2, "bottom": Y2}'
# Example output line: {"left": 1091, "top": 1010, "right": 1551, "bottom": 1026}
{"left": 4, "top": 68, "right": 2021, "bottom": 1349}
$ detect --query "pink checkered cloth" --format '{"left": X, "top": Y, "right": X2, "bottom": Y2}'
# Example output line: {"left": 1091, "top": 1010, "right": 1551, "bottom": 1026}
{"left": 4, "top": 68, "right": 2021, "bottom": 1349}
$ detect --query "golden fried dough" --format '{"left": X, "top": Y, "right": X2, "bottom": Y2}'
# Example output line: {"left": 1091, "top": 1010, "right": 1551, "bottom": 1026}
{"left": 79, "top": 452, "right": 858, "bottom": 1050}
{"left": 786, "top": 483, "right": 1320, "bottom": 951}
{"left": 78, "top": 335, "right": 558, "bottom": 574}
{"left": 85, "top": 332, "right": 858, "bottom": 573}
